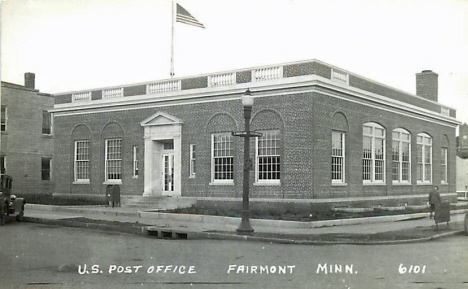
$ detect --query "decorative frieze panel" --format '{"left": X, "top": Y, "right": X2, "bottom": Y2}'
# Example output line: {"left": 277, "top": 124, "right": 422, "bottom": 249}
{"left": 147, "top": 80, "right": 181, "bottom": 94}
{"left": 72, "top": 91, "right": 91, "bottom": 103}
{"left": 252, "top": 66, "right": 283, "bottom": 82}
{"left": 103, "top": 88, "right": 124, "bottom": 99}
{"left": 208, "top": 72, "right": 236, "bottom": 87}
{"left": 331, "top": 69, "right": 349, "bottom": 85}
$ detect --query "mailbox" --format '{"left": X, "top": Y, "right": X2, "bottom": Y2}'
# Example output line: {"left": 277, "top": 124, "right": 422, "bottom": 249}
{"left": 106, "top": 185, "right": 121, "bottom": 207}
{"left": 111, "top": 185, "right": 121, "bottom": 207}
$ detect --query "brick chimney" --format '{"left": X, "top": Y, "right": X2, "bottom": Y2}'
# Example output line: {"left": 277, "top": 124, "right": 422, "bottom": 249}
{"left": 416, "top": 70, "right": 438, "bottom": 102}
{"left": 24, "top": 72, "right": 35, "bottom": 89}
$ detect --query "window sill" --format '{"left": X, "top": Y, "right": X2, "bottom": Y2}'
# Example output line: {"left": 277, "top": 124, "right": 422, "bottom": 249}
{"left": 440, "top": 182, "right": 449, "bottom": 185}
{"left": 1, "top": 131, "right": 8, "bottom": 135}
{"left": 209, "top": 181, "right": 234, "bottom": 186}
{"left": 392, "top": 182, "right": 412, "bottom": 186}
{"left": 254, "top": 181, "right": 281, "bottom": 186}
{"left": 189, "top": 175, "right": 196, "bottom": 179}
{"left": 331, "top": 182, "right": 347, "bottom": 186}
{"left": 41, "top": 134, "right": 53, "bottom": 139}
{"left": 132, "top": 176, "right": 139, "bottom": 179}
{"left": 73, "top": 180, "right": 90, "bottom": 185}
{"left": 417, "top": 182, "right": 433, "bottom": 185}
{"left": 363, "top": 182, "right": 386, "bottom": 186}
{"left": 103, "top": 181, "right": 122, "bottom": 185}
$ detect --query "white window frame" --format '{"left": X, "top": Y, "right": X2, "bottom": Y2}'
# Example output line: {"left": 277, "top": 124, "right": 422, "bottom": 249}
{"left": 416, "top": 133, "right": 432, "bottom": 184}
{"left": 211, "top": 133, "right": 234, "bottom": 184}
{"left": 74, "top": 140, "right": 90, "bottom": 183}
{"left": 441, "top": 147, "right": 448, "bottom": 184}
{"left": 255, "top": 130, "right": 281, "bottom": 185}
{"left": 132, "top": 146, "right": 139, "bottom": 178}
{"left": 189, "top": 144, "right": 196, "bottom": 177}
{"left": 363, "top": 122, "right": 386, "bottom": 184}
{"left": 1, "top": 106, "right": 7, "bottom": 132}
{"left": 392, "top": 128, "right": 411, "bottom": 184}
{"left": 105, "top": 139, "right": 122, "bottom": 183}
{"left": 332, "top": 131, "right": 345, "bottom": 184}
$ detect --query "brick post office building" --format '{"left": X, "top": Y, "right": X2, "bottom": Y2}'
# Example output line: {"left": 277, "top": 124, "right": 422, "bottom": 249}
{"left": 51, "top": 60, "right": 459, "bottom": 206}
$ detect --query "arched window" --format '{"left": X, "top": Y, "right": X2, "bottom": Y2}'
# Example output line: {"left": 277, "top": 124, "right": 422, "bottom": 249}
{"left": 417, "top": 133, "right": 432, "bottom": 183}
{"left": 72, "top": 125, "right": 92, "bottom": 183}
{"left": 392, "top": 128, "right": 411, "bottom": 183}
{"left": 363, "top": 122, "right": 385, "bottom": 183}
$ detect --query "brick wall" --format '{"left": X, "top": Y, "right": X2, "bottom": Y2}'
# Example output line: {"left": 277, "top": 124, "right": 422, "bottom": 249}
{"left": 53, "top": 87, "right": 457, "bottom": 200}
{"left": 1, "top": 85, "right": 55, "bottom": 195}
{"left": 312, "top": 90, "right": 456, "bottom": 199}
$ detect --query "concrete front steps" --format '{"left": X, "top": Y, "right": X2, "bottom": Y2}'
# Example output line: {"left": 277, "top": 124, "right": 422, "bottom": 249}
{"left": 120, "top": 196, "right": 196, "bottom": 210}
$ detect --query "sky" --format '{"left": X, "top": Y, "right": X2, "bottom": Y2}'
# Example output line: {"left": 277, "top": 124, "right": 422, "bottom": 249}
{"left": 2, "top": 0, "right": 468, "bottom": 126}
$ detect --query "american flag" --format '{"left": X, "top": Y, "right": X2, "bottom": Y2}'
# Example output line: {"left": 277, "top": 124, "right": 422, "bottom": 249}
{"left": 176, "top": 4, "right": 205, "bottom": 28}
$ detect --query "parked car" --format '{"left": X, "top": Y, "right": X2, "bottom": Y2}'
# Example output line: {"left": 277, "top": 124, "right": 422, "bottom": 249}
{"left": 0, "top": 175, "right": 25, "bottom": 225}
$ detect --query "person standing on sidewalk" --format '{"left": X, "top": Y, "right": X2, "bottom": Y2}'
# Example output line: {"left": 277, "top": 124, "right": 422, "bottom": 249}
{"left": 429, "top": 186, "right": 441, "bottom": 219}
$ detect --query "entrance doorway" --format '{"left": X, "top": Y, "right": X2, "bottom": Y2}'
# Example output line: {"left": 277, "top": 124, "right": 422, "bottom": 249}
{"left": 141, "top": 112, "right": 182, "bottom": 197}
{"left": 163, "top": 153, "right": 174, "bottom": 192}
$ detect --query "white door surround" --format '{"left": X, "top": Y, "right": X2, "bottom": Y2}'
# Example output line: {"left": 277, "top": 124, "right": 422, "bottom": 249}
{"left": 140, "top": 112, "right": 182, "bottom": 197}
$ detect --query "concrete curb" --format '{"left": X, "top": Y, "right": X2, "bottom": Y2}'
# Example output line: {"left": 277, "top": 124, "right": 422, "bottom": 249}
{"left": 186, "top": 230, "right": 466, "bottom": 245}
{"left": 26, "top": 203, "right": 468, "bottom": 229}
{"left": 23, "top": 216, "right": 466, "bottom": 245}
{"left": 24, "top": 216, "right": 147, "bottom": 236}
{"left": 137, "top": 209, "right": 468, "bottom": 229}
{"left": 25, "top": 204, "right": 141, "bottom": 217}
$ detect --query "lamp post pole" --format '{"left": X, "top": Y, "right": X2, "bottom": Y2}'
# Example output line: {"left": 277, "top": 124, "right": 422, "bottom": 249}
{"left": 236, "top": 89, "right": 255, "bottom": 235}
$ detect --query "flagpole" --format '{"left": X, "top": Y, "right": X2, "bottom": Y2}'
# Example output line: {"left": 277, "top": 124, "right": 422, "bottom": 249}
{"left": 170, "top": 0, "right": 176, "bottom": 78}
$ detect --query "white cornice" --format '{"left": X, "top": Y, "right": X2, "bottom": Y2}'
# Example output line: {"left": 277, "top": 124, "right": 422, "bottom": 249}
{"left": 51, "top": 75, "right": 459, "bottom": 127}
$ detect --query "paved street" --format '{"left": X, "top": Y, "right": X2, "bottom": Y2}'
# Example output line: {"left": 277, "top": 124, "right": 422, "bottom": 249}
{"left": 1, "top": 223, "right": 467, "bottom": 289}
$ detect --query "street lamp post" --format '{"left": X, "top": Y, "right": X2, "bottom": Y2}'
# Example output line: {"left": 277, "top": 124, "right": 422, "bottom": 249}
{"left": 232, "top": 89, "right": 262, "bottom": 235}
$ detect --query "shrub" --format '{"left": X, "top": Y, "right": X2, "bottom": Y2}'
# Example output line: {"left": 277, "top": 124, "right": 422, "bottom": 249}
{"left": 19, "top": 193, "right": 107, "bottom": 206}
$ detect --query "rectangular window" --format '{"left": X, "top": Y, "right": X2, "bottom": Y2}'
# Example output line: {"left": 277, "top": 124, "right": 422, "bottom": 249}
{"left": 417, "top": 134, "right": 432, "bottom": 183}
{"left": 441, "top": 148, "right": 448, "bottom": 183}
{"left": 332, "top": 131, "right": 345, "bottom": 183}
{"left": 392, "top": 141, "right": 400, "bottom": 181}
{"left": 256, "top": 130, "right": 280, "bottom": 183}
{"left": 362, "top": 136, "right": 372, "bottom": 181}
{"left": 75, "top": 140, "right": 90, "bottom": 181}
{"left": 42, "top": 111, "right": 52, "bottom": 134}
{"left": 374, "top": 138, "right": 385, "bottom": 181}
{"left": 106, "top": 139, "right": 122, "bottom": 182}
{"left": 133, "top": 146, "right": 139, "bottom": 177}
{"left": 392, "top": 130, "right": 411, "bottom": 183}
{"left": 211, "top": 133, "right": 233, "bottom": 182}
{"left": 1, "top": 106, "right": 7, "bottom": 132}
{"left": 190, "top": 144, "right": 196, "bottom": 177}
{"left": 41, "top": 157, "right": 51, "bottom": 181}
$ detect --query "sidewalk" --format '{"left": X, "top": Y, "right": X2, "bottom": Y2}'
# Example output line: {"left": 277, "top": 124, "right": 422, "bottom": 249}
{"left": 22, "top": 204, "right": 467, "bottom": 245}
